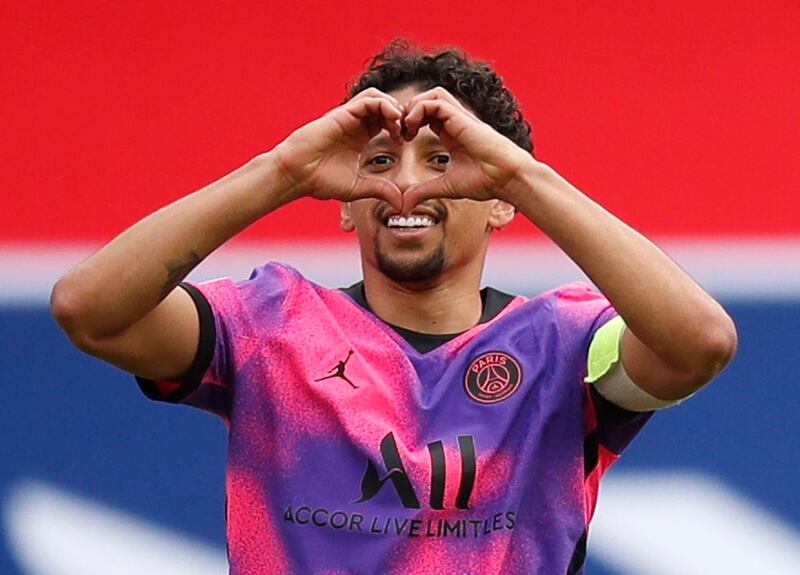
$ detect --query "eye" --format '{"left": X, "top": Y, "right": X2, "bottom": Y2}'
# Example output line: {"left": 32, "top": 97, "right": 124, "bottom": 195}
{"left": 367, "top": 154, "right": 394, "bottom": 166}
{"left": 431, "top": 153, "right": 450, "bottom": 166}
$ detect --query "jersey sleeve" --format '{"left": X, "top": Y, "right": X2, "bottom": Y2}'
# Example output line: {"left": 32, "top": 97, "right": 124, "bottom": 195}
{"left": 584, "top": 314, "right": 653, "bottom": 459}
{"left": 135, "top": 262, "right": 295, "bottom": 421}
{"left": 135, "top": 277, "right": 241, "bottom": 421}
{"left": 550, "top": 283, "right": 653, "bottom": 457}
{"left": 549, "top": 283, "right": 654, "bottom": 523}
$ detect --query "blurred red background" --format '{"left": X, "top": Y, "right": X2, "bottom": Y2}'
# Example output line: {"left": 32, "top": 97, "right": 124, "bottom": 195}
{"left": 2, "top": 0, "right": 798, "bottom": 243}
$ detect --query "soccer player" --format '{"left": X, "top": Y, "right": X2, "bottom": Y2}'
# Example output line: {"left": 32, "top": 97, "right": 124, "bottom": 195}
{"left": 51, "top": 42, "right": 737, "bottom": 574}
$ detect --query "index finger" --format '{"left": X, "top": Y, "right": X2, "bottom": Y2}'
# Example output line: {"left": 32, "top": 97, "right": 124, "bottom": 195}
{"left": 403, "top": 99, "right": 473, "bottom": 143}
{"left": 405, "top": 87, "right": 478, "bottom": 120}
{"left": 344, "top": 97, "right": 404, "bottom": 143}
{"left": 349, "top": 87, "right": 404, "bottom": 112}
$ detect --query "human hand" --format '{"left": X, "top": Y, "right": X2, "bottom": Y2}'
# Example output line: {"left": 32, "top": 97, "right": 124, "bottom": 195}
{"left": 271, "top": 89, "right": 405, "bottom": 210}
{"left": 399, "top": 87, "right": 534, "bottom": 210}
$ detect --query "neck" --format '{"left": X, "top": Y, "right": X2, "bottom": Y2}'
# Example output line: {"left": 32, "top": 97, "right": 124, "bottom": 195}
{"left": 362, "top": 266, "right": 484, "bottom": 335}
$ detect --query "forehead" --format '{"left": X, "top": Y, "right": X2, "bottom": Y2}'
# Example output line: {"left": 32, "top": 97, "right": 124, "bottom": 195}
{"left": 389, "top": 85, "right": 423, "bottom": 107}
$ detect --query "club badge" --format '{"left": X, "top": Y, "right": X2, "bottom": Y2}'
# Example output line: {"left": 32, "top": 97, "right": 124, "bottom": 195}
{"left": 464, "top": 351, "right": 522, "bottom": 404}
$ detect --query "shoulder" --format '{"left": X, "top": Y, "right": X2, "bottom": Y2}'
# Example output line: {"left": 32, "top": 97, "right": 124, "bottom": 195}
{"left": 184, "top": 262, "right": 322, "bottom": 328}
{"left": 542, "top": 282, "right": 613, "bottom": 325}
{"left": 477, "top": 282, "right": 612, "bottom": 332}
{"left": 541, "top": 281, "right": 607, "bottom": 305}
{"left": 498, "top": 282, "right": 616, "bottom": 354}
{"left": 202, "top": 261, "right": 312, "bottom": 300}
{"left": 502, "top": 282, "right": 612, "bottom": 324}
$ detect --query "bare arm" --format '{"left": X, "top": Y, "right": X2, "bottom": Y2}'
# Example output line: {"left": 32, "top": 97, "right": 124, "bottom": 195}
{"left": 401, "top": 87, "right": 737, "bottom": 400}
{"left": 50, "top": 154, "right": 299, "bottom": 380}
{"left": 507, "top": 163, "right": 737, "bottom": 400}
{"left": 51, "top": 89, "right": 405, "bottom": 381}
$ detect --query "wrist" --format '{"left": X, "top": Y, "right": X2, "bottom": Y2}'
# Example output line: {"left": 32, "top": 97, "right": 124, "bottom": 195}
{"left": 250, "top": 149, "right": 306, "bottom": 209}
{"left": 500, "top": 156, "right": 552, "bottom": 208}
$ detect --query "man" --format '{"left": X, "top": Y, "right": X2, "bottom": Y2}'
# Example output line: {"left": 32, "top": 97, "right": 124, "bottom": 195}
{"left": 51, "top": 42, "right": 737, "bottom": 574}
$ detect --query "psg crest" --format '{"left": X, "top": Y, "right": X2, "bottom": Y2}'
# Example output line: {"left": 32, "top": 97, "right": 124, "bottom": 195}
{"left": 464, "top": 352, "right": 522, "bottom": 404}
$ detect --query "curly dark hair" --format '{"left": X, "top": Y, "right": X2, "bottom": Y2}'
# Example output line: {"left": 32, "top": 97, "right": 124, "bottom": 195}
{"left": 347, "top": 39, "right": 533, "bottom": 154}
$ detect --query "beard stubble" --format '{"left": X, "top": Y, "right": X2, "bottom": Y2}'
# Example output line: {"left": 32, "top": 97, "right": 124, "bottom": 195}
{"left": 375, "top": 239, "right": 446, "bottom": 284}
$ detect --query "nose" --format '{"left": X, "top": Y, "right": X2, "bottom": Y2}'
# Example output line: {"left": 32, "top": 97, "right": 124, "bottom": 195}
{"left": 390, "top": 150, "right": 426, "bottom": 192}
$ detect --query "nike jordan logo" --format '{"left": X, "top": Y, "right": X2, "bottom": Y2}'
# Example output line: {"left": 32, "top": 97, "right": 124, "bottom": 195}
{"left": 315, "top": 350, "right": 358, "bottom": 388}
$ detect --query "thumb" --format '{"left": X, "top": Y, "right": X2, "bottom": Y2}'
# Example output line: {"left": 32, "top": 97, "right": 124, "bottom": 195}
{"left": 402, "top": 176, "right": 451, "bottom": 213}
{"left": 351, "top": 176, "right": 403, "bottom": 211}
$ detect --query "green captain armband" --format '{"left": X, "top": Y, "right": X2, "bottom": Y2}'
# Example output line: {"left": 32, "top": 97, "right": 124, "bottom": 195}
{"left": 584, "top": 315, "right": 687, "bottom": 411}
{"left": 585, "top": 315, "right": 626, "bottom": 384}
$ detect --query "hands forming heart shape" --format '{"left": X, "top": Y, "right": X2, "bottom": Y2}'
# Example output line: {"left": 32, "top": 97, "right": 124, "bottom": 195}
{"left": 273, "top": 86, "right": 534, "bottom": 213}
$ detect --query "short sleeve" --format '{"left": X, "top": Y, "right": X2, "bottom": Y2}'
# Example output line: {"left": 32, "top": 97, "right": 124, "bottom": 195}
{"left": 585, "top": 315, "right": 653, "bottom": 457}
{"left": 135, "top": 278, "right": 240, "bottom": 421}
{"left": 134, "top": 262, "right": 296, "bottom": 422}
{"left": 549, "top": 283, "right": 653, "bottom": 457}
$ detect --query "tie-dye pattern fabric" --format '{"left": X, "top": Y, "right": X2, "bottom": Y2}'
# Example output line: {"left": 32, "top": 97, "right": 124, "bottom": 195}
{"left": 139, "top": 262, "right": 652, "bottom": 574}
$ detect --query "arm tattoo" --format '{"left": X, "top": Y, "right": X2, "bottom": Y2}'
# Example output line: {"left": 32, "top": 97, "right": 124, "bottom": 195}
{"left": 160, "top": 250, "right": 202, "bottom": 300}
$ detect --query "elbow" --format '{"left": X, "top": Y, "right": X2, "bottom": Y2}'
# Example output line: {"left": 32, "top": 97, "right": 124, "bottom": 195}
{"left": 50, "top": 277, "right": 101, "bottom": 352}
{"left": 50, "top": 277, "right": 76, "bottom": 331}
{"left": 686, "top": 313, "right": 738, "bottom": 389}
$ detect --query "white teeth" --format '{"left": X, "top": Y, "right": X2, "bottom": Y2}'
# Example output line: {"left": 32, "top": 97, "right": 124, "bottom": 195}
{"left": 386, "top": 215, "right": 436, "bottom": 228}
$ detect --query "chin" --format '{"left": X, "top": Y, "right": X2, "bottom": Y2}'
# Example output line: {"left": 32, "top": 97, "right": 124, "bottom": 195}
{"left": 376, "top": 245, "right": 446, "bottom": 285}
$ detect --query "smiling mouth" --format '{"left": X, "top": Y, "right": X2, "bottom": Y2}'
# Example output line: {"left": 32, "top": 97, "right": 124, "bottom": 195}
{"left": 385, "top": 214, "right": 438, "bottom": 229}
{"left": 377, "top": 202, "right": 446, "bottom": 231}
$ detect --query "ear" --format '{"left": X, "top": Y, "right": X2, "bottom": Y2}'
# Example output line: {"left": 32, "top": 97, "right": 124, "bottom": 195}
{"left": 487, "top": 200, "right": 516, "bottom": 231}
{"left": 340, "top": 202, "right": 356, "bottom": 232}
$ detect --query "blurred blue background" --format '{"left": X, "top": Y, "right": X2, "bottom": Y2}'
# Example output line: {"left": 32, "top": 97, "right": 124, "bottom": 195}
{"left": 2, "top": 299, "right": 798, "bottom": 574}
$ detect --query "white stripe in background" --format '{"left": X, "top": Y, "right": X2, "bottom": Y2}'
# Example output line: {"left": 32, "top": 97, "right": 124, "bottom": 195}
{"left": 589, "top": 472, "right": 800, "bottom": 575}
{"left": 3, "top": 479, "right": 227, "bottom": 575}
{"left": 2, "top": 236, "right": 800, "bottom": 305}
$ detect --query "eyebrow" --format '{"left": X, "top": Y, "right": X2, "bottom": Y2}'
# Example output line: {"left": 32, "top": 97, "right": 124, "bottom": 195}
{"left": 365, "top": 133, "right": 443, "bottom": 150}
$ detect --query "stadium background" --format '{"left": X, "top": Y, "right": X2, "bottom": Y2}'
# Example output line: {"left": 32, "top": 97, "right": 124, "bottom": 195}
{"left": 2, "top": 2, "right": 799, "bottom": 573}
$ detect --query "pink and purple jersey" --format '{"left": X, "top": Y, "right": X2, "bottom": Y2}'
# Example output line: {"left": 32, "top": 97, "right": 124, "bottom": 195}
{"left": 137, "top": 262, "right": 651, "bottom": 574}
